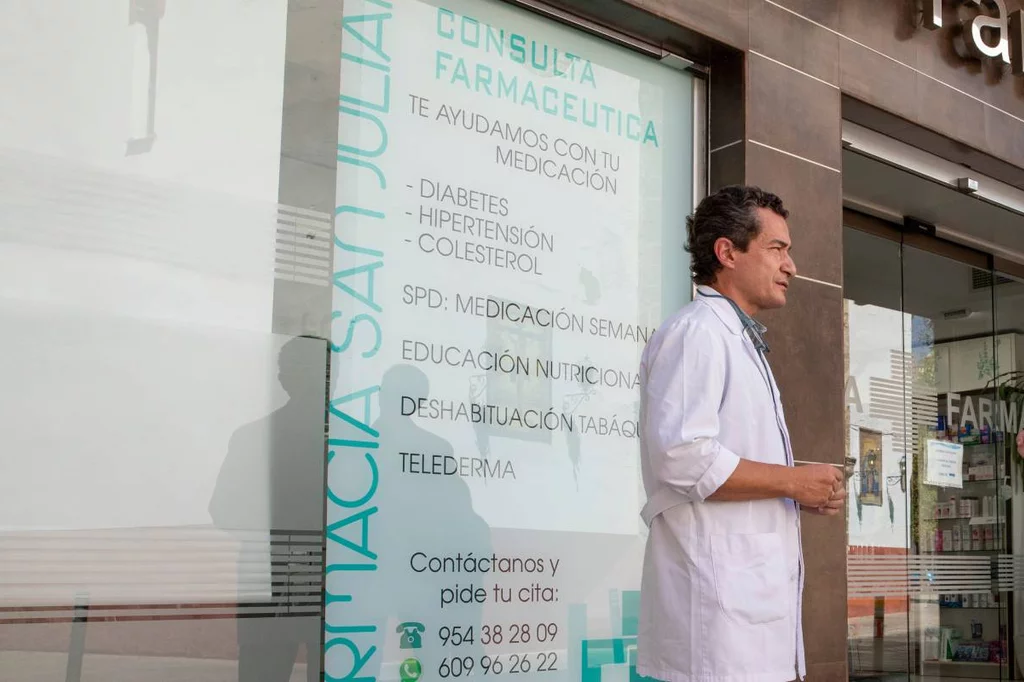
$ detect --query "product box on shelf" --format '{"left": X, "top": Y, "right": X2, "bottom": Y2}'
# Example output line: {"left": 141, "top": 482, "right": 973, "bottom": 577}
{"left": 940, "top": 627, "right": 961, "bottom": 661}
{"left": 939, "top": 594, "right": 964, "bottom": 608}
{"left": 968, "top": 464, "right": 995, "bottom": 481}
{"left": 959, "top": 498, "right": 977, "bottom": 517}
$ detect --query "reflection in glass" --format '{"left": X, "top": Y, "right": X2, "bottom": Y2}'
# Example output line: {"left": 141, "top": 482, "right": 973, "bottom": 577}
{"left": 210, "top": 336, "right": 328, "bottom": 682}
{"left": 0, "top": 0, "right": 328, "bottom": 680}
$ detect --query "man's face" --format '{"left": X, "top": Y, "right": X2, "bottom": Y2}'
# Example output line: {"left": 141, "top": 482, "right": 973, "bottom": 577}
{"left": 731, "top": 208, "right": 796, "bottom": 311}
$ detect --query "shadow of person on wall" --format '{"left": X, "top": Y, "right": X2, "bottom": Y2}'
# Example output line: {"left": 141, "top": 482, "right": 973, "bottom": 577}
{"left": 342, "top": 363, "right": 493, "bottom": 679}
{"left": 210, "top": 344, "right": 493, "bottom": 681}
{"left": 209, "top": 335, "right": 329, "bottom": 682}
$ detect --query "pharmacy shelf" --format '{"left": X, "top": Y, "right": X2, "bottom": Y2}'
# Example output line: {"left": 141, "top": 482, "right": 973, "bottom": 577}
{"left": 934, "top": 516, "right": 1005, "bottom": 524}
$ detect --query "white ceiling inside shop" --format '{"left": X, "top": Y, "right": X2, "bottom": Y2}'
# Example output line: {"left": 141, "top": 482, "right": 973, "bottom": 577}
{"left": 841, "top": 148, "right": 1024, "bottom": 342}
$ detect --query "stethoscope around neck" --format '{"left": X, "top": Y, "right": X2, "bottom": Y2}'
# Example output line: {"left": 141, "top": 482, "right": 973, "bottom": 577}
{"left": 697, "top": 287, "right": 792, "bottom": 465}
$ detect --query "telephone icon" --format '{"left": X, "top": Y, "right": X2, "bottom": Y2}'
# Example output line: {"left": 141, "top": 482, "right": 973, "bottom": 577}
{"left": 397, "top": 621, "right": 425, "bottom": 649}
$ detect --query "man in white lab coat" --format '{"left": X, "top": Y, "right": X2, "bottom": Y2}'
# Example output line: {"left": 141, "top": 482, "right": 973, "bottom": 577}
{"left": 636, "top": 186, "right": 845, "bottom": 682}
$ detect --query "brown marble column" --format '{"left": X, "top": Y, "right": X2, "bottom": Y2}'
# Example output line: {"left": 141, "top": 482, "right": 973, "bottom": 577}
{"left": 744, "top": 3, "right": 847, "bottom": 680}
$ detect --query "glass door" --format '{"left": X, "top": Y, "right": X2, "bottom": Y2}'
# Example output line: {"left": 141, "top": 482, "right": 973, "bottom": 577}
{"left": 844, "top": 222, "right": 909, "bottom": 679}
{"left": 844, "top": 210, "right": 1013, "bottom": 682}
{"left": 902, "top": 239, "right": 1007, "bottom": 682}
{"left": 993, "top": 265, "right": 1024, "bottom": 682}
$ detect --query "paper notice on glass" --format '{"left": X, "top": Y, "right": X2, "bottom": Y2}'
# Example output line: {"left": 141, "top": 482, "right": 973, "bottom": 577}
{"left": 925, "top": 440, "right": 964, "bottom": 489}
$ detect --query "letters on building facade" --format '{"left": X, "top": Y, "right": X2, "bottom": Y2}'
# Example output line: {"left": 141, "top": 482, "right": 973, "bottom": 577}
{"left": 921, "top": 0, "right": 1024, "bottom": 74}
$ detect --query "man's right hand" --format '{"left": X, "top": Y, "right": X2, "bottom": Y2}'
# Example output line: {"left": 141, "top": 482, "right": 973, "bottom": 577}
{"left": 788, "top": 463, "right": 844, "bottom": 509}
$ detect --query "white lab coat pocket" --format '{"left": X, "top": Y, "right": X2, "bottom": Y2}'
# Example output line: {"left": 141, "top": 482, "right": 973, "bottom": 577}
{"left": 710, "top": 532, "right": 789, "bottom": 625}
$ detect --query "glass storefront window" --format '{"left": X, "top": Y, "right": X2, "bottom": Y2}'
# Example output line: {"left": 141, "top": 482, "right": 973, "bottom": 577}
{"left": 0, "top": 1, "right": 700, "bottom": 681}
{"left": 329, "top": 1, "right": 696, "bottom": 681}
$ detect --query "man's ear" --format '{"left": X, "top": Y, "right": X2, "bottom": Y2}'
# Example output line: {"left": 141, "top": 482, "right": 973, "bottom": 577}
{"left": 713, "top": 237, "right": 737, "bottom": 271}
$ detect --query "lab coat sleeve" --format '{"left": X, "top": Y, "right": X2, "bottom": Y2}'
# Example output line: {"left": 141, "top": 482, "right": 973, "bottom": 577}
{"left": 642, "top": 321, "right": 740, "bottom": 502}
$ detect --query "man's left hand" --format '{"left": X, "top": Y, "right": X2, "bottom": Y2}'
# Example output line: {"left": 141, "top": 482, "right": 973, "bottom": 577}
{"left": 801, "top": 479, "right": 846, "bottom": 516}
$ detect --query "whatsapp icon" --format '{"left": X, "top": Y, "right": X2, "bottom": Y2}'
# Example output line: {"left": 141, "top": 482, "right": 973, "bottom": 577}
{"left": 400, "top": 658, "right": 423, "bottom": 682}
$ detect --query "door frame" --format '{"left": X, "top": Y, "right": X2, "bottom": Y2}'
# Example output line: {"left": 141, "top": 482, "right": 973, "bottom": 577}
{"left": 844, "top": 206, "right": 1024, "bottom": 283}
{"left": 843, "top": 207, "right": 992, "bottom": 271}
